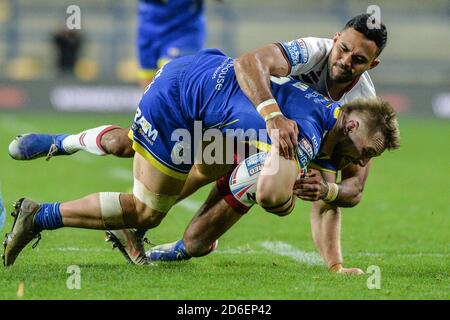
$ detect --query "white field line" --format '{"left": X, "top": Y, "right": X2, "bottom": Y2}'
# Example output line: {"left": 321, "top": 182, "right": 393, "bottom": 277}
{"left": 39, "top": 245, "right": 449, "bottom": 259}
{"left": 259, "top": 241, "right": 324, "bottom": 266}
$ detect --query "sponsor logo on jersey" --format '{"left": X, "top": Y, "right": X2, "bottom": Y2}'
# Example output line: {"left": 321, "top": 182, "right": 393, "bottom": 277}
{"left": 133, "top": 107, "right": 159, "bottom": 143}
{"left": 284, "top": 41, "right": 301, "bottom": 65}
{"left": 212, "top": 57, "right": 234, "bottom": 91}
{"left": 296, "top": 146, "right": 309, "bottom": 170}
{"left": 297, "top": 39, "right": 309, "bottom": 64}
{"left": 298, "top": 137, "right": 314, "bottom": 159}
{"left": 284, "top": 39, "right": 309, "bottom": 66}
{"left": 311, "top": 135, "right": 319, "bottom": 154}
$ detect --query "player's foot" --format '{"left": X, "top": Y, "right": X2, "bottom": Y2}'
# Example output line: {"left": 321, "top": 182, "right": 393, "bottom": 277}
{"left": 3, "top": 198, "right": 42, "bottom": 267}
{"left": 8, "top": 133, "right": 72, "bottom": 161}
{"left": 147, "top": 239, "right": 218, "bottom": 262}
{"left": 105, "top": 229, "right": 151, "bottom": 266}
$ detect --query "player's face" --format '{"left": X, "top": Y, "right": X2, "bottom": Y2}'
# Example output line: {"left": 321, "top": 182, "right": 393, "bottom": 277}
{"left": 332, "top": 120, "right": 385, "bottom": 168}
{"left": 328, "top": 28, "right": 380, "bottom": 83}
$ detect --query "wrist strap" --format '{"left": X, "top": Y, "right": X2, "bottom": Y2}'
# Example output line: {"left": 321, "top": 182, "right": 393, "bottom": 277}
{"left": 256, "top": 98, "right": 277, "bottom": 113}
{"left": 264, "top": 111, "right": 283, "bottom": 122}
{"left": 323, "top": 182, "right": 339, "bottom": 203}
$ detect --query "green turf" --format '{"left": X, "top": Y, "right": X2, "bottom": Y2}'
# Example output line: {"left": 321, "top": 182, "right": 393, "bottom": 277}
{"left": 0, "top": 113, "right": 448, "bottom": 300}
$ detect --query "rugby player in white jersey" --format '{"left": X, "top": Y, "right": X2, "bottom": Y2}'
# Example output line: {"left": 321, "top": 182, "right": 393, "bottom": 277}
{"left": 7, "top": 14, "right": 387, "bottom": 273}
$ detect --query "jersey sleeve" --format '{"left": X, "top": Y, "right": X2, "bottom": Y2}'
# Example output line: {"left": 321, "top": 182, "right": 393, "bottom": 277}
{"left": 308, "top": 158, "right": 338, "bottom": 174}
{"left": 277, "top": 37, "right": 330, "bottom": 76}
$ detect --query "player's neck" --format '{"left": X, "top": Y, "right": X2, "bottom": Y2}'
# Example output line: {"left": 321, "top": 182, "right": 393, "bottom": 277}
{"left": 326, "top": 75, "right": 358, "bottom": 101}
{"left": 326, "top": 79, "right": 349, "bottom": 101}
{"left": 320, "top": 114, "right": 345, "bottom": 157}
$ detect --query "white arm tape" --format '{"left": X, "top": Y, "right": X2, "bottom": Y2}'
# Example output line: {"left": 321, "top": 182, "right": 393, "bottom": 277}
{"left": 99, "top": 192, "right": 124, "bottom": 229}
{"left": 133, "top": 178, "right": 178, "bottom": 213}
{"left": 256, "top": 98, "right": 277, "bottom": 113}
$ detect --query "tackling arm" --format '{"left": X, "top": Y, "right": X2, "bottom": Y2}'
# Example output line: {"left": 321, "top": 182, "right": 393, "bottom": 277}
{"left": 294, "top": 161, "right": 372, "bottom": 207}
{"left": 308, "top": 171, "right": 364, "bottom": 274}
{"left": 234, "top": 44, "right": 298, "bottom": 159}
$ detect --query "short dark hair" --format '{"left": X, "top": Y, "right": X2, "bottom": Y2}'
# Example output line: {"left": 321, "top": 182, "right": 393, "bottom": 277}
{"left": 344, "top": 13, "right": 388, "bottom": 55}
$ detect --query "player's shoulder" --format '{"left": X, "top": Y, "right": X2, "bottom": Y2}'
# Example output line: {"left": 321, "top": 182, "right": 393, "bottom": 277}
{"left": 342, "top": 71, "right": 376, "bottom": 103}
{"left": 280, "top": 37, "right": 332, "bottom": 56}
{"left": 356, "top": 71, "right": 376, "bottom": 97}
{"left": 301, "top": 37, "right": 333, "bottom": 51}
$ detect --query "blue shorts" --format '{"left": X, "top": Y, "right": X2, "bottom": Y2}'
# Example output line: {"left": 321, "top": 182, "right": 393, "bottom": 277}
{"left": 130, "top": 56, "right": 194, "bottom": 180}
{"left": 137, "top": 0, "right": 205, "bottom": 74}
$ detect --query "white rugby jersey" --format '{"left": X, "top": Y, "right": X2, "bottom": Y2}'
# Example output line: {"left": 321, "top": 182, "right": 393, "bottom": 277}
{"left": 277, "top": 37, "right": 376, "bottom": 104}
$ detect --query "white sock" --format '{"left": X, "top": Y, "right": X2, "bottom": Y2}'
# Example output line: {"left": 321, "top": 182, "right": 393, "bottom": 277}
{"left": 62, "top": 125, "right": 119, "bottom": 155}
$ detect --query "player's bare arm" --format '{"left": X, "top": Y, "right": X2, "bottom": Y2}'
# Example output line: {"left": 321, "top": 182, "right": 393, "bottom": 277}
{"left": 306, "top": 170, "right": 364, "bottom": 274}
{"left": 234, "top": 44, "right": 299, "bottom": 160}
{"left": 294, "top": 163, "right": 371, "bottom": 207}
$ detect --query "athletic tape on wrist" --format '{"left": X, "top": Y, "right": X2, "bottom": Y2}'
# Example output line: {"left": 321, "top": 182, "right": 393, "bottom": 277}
{"left": 256, "top": 98, "right": 277, "bottom": 113}
{"left": 264, "top": 111, "right": 283, "bottom": 122}
{"left": 323, "top": 182, "right": 339, "bottom": 203}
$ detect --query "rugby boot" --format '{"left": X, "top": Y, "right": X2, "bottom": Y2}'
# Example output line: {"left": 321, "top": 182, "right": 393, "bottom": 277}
{"left": 105, "top": 229, "right": 152, "bottom": 265}
{"left": 8, "top": 133, "right": 71, "bottom": 161}
{"left": 3, "top": 198, "right": 42, "bottom": 267}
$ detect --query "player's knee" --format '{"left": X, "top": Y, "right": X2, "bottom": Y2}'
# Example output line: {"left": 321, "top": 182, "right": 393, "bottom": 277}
{"left": 256, "top": 188, "right": 290, "bottom": 210}
{"left": 132, "top": 178, "right": 179, "bottom": 228}
{"left": 133, "top": 199, "right": 167, "bottom": 229}
{"left": 101, "top": 128, "right": 134, "bottom": 157}
{"left": 183, "top": 237, "right": 212, "bottom": 257}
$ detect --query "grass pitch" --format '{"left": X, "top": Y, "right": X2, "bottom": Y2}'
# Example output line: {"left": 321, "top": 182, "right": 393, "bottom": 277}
{"left": 0, "top": 113, "right": 448, "bottom": 300}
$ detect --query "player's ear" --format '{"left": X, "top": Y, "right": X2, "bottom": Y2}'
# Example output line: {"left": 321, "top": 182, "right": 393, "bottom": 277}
{"left": 369, "top": 58, "right": 380, "bottom": 70}
{"left": 332, "top": 32, "right": 340, "bottom": 43}
{"left": 345, "top": 119, "right": 359, "bottom": 134}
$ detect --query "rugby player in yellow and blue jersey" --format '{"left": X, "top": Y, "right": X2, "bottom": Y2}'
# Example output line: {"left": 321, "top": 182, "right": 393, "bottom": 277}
{"left": 3, "top": 48, "right": 400, "bottom": 267}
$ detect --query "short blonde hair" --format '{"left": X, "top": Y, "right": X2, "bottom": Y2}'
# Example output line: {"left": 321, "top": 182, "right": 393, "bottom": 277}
{"left": 341, "top": 97, "right": 400, "bottom": 150}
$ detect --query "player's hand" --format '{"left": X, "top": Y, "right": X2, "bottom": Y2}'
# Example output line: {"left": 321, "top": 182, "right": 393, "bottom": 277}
{"left": 266, "top": 115, "right": 298, "bottom": 160}
{"left": 293, "top": 168, "right": 328, "bottom": 201}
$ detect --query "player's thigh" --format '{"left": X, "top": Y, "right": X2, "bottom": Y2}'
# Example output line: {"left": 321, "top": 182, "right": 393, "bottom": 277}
{"left": 133, "top": 152, "right": 185, "bottom": 196}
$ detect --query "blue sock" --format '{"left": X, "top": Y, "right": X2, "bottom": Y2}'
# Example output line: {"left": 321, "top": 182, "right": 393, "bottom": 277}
{"left": 33, "top": 203, "right": 64, "bottom": 233}
{"left": 148, "top": 240, "right": 191, "bottom": 262}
